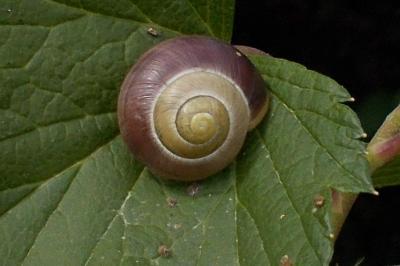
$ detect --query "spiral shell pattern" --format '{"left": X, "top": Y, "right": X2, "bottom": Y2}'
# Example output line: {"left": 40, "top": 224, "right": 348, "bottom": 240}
{"left": 118, "top": 36, "right": 269, "bottom": 181}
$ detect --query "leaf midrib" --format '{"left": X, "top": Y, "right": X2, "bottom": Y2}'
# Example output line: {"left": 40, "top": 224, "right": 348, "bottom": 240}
{"left": 83, "top": 167, "right": 146, "bottom": 266}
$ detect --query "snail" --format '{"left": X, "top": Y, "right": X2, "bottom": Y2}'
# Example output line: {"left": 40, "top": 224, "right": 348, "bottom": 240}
{"left": 118, "top": 36, "right": 269, "bottom": 181}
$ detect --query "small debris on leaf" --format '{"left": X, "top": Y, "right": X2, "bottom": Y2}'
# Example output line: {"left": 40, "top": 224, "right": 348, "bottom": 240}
{"left": 158, "top": 245, "right": 172, "bottom": 258}
{"left": 173, "top": 223, "right": 182, "bottom": 229}
{"left": 280, "top": 255, "right": 293, "bottom": 266}
{"left": 166, "top": 197, "right": 178, "bottom": 208}
{"left": 186, "top": 182, "right": 200, "bottom": 197}
{"left": 147, "top": 27, "right": 159, "bottom": 37}
{"left": 313, "top": 194, "right": 325, "bottom": 208}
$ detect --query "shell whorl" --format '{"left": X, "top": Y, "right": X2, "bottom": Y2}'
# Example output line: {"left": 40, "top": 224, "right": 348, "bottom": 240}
{"left": 153, "top": 70, "right": 249, "bottom": 160}
{"left": 118, "top": 36, "right": 269, "bottom": 181}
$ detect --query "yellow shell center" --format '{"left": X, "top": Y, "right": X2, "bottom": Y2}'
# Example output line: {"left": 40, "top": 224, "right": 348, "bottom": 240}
{"left": 155, "top": 94, "right": 230, "bottom": 159}
{"left": 190, "top": 113, "right": 216, "bottom": 141}
{"left": 175, "top": 96, "right": 229, "bottom": 148}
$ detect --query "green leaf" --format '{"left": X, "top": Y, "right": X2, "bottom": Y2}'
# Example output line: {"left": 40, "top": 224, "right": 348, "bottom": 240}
{"left": 235, "top": 55, "right": 374, "bottom": 265}
{"left": 0, "top": 1, "right": 372, "bottom": 266}
{"left": 187, "top": 0, "right": 235, "bottom": 41}
{"left": 0, "top": 0, "right": 232, "bottom": 265}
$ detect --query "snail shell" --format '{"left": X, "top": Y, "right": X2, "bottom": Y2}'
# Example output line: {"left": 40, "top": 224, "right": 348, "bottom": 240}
{"left": 118, "top": 36, "right": 269, "bottom": 181}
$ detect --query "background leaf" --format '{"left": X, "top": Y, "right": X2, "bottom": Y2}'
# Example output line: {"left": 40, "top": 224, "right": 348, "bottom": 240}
{"left": 369, "top": 105, "right": 400, "bottom": 188}
{"left": 0, "top": 1, "right": 372, "bottom": 265}
{"left": 372, "top": 156, "right": 400, "bottom": 188}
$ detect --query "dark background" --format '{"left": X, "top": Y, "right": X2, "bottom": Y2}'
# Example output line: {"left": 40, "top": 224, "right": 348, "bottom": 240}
{"left": 232, "top": 1, "right": 400, "bottom": 265}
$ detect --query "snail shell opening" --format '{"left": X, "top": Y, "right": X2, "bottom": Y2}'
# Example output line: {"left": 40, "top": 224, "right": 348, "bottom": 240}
{"left": 118, "top": 36, "right": 269, "bottom": 181}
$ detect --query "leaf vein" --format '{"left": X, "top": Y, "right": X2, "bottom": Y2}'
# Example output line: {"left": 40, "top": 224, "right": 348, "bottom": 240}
{"left": 262, "top": 72, "right": 341, "bottom": 97}
{"left": 0, "top": 112, "right": 115, "bottom": 143}
{"left": 0, "top": 181, "right": 43, "bottom": 216}
{"left": 185, "top": 0, "right": 215, "bottom": 36}
{"left": 194, "top": 183, "right": 233, "bottom": 266}
{"left": 20, "top": 165, "right": 81, "bottom": 265}
{"left": 83, "top": 167, "right": 146, "bottom": 266}
{"left": 235, "top": 195, "right": 272, "bottom": 265}
{"left": 43, "top": 0, "right": 182, "bottom": 35}
{"left": 270, "top": 91, "right": 365, "bottom": 187}
{"left": 297, "top": 108, "right": 360, "bottom": 131}
{"left": 255, "top": 130, "right": 324, "bottom": 264}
